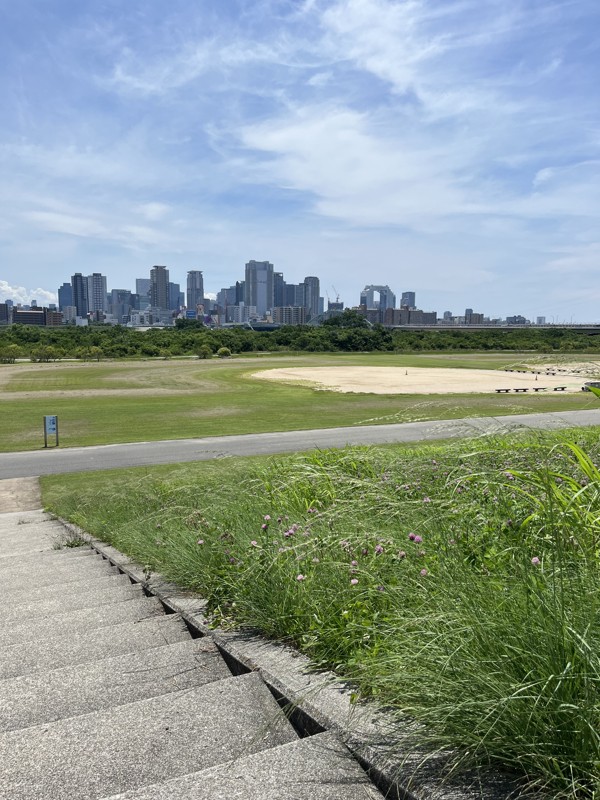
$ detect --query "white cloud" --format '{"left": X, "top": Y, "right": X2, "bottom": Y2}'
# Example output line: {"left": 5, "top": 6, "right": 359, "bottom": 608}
{"left": 0, "top": 281, "right": 57, "bottom": 306}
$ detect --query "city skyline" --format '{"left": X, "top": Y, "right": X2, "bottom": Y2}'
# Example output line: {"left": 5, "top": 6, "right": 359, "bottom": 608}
{"left": 1, "top": 1, "right": 599, "bottom": 322}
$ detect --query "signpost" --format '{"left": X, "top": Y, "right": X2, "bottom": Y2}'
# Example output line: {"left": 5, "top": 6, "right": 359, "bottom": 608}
{"left": 43, "top": 415, "right": 59, "bottom": 448}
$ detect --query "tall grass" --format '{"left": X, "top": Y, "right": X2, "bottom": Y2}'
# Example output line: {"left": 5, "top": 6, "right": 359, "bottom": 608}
{"left": 43, "top": 429, "right": 600, "bottom": 798}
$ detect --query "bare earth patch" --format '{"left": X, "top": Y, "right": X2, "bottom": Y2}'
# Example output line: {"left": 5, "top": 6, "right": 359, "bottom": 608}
{"left": 252, "top": 367, "right": 591, "bottom": 394}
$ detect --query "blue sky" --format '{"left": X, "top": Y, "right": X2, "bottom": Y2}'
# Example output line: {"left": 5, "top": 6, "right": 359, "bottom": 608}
{"left": 1, "top": 0, "right": 599, "bottom": 321}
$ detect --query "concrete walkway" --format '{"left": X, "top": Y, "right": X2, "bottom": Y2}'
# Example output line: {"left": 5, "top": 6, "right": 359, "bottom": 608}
{"left": 0, "top": 486, "right": 385, "bottom": 799}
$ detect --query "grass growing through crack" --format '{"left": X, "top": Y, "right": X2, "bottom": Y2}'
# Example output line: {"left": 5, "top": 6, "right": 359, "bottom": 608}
{"left": 42, "top": 428, "right": 600, "bottom": 798}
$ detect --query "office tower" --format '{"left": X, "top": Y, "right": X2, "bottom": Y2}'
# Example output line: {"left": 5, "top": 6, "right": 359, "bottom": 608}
{"left": 58, "top": 283, "right": 73, "bottom": 311}
{"left": 401, "top": 291, "right": 416, "bottom": 309}
{"left": 87, "top": 273, "right": 108, "bottom": 313}
{"left": 110, "top": 290, "right": 132, "bottom": 324}
{"left": 360, "top": 285, "right": 396, "bottom": 312}
{"left": 168, "top": 282, "right": 181, "bottom": 311}
{"left": 150, "top": 266, "right": 169, "bottom": 310}
{"left": 71, "top": 273, "right": 88, "bottom": 317}
{"left": 303, "top": 276, "right": 320, "bottom": 320}
{"left": 244, "top": 260, "right": 274, "bottom": 317}
{"left": 136, "top": 279, "right": 151, "bottom": 301}
{"left": 274, "top": 272, "right": 285, "bottom": 308}
{"left": 186, "top": 271, "right": 204, "bottom": 310}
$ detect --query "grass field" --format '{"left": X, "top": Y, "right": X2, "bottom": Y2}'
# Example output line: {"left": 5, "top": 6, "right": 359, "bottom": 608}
{"left": 1, "top": 352, "right": 597, "bottom": 452}
{"left": 42, "top": 426, "right": 600, "bottom": 798}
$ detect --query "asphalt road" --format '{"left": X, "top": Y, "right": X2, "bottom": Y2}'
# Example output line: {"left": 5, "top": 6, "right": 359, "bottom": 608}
{"left": 1, "top": 409, "right": 600, "bottom": 480}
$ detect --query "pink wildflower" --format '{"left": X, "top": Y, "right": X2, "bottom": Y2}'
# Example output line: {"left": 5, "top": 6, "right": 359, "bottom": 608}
{"left": 197, "top": 539, "right": 204, "bottom": 545}
{"left": 375, "top": 544, "right": 384, "bottom": 555}
{"left": 350, "top": 578, "right": 359, "bottom": 585}
{"left": 296, "top": 574, "right": 306, "bottom": 582}
{"left": 250, "top": 540, "right": 258, "bottom": 547}
{"left": 531, "top": 556, "right": 540, "bottom": 565}
{"left": 420, "top": 568, "right": 428, "bottom": 577}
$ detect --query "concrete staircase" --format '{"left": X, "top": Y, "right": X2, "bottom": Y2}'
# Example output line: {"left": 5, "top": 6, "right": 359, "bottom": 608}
{"left": 0, "top": 509, "right": 384, "bottom": 799}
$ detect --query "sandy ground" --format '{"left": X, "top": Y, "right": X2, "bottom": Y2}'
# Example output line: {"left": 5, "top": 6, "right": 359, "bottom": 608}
{"left": 252, "top": 367, "right": 592, "bottom": 394}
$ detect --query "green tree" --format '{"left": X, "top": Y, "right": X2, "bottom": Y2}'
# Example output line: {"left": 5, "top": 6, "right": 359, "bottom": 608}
{"left": 217, "top": 346, "right": 231, "bottom": 358}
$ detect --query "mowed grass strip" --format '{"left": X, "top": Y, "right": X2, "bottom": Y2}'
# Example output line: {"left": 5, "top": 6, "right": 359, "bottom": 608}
{"left": 1, "top": 352, "right": 597, "bottom": 452}
{"left": 43, "top": 426, "right": 600, "bottom": 799}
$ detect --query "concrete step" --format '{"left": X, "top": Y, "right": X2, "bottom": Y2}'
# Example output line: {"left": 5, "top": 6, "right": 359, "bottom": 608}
{"left": 102, "top": 731, "right": 384, "bottom": 800}
{"left": 3, "top": 572, "right": 134, "bottom": 609}
{"left": 0, "top": 596, "right": 165, "bottom": 647}
{"left": 3, "top": 581, "right": 143, "bottom": 624}
{"left": 0, "top": 614, "right": 191, "bottom": 679}
{"left": 0, "top": 672, "right": 298, "bottom": 800}
{"left": 0, "top": 546, "right": 94, "bottom": 565}
{"left": 1, "top": 557, "right": 120, "bottom": 592}
{"left": 0, "top": 510, "right": 62, "bottom": 531}
{"left": 0, "top": 638, "right": 231, "bottom": 732}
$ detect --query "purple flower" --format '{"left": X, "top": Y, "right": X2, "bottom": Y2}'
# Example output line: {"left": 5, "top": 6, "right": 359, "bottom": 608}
{"left": 397, "top": 550, "right": 406, "bottom": 559}
{"left": 351, "top": 560, "right": 358, "bottom": 566}
{"left": 423, "top": 496, "right": 431, "bottom": 503}
{"left": 296, "top": 574, "right": 305, "bottom": 581}
{"left": 531, "top": 556, "right": 540, "bottom": 565}
{"left": 250, "top": 540, "right": 258, "bottom": 547}
{"left": 350, "top": 578, "right": 359, "bottom": 585}
{"left": 197, "top": 539, "right": 204, "bottom": 545}
{"left": 375, "top": 544, "right": 384, "bottom": 555}
{"left": 284, "top": 529, "right": 294, "bottom": 538}
{"left": 376, "top": 585, "right": 385, "bottom": 592}
{"left": 408, "top": 533, "right": 416, "bottom": 541}
{"left": 263, "top": 515, "right": 271, "bottom": 521}
{"left": 420, "top": 568, "right": 428, "bottom": 577}
{"left": 261, "top": 524, "right": 268, "bottom": 530}
{"left": 413, "top": 535, "right": 423, "bottom": 544}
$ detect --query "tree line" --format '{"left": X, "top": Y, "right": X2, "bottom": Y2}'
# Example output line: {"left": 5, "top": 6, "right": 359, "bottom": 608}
{"left": 0, "top": 313, "right": 599, "bottom": 362}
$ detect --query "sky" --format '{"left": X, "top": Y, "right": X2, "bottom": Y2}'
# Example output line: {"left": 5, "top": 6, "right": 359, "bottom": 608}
{"left": 1, "top": 0, "right": 599, "bottom": 322}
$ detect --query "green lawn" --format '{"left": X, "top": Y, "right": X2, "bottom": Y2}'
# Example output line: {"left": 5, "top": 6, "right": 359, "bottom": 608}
{"left": 2, "top": 352, "right": 597, "bottom": 452}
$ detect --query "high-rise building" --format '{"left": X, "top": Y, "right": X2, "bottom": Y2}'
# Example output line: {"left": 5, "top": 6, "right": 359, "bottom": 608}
{"left": 186, "top": 271, "right": 204, "bottom": 310}
{"left": 87, "top": 273, "right": 108, "bottom": 313}
{"left": 168, "top": 282, "right": 181, "bottom": 311}
{"left": 110, "top": 290, "right": 132, "bottom": 324}
{"left": 150, "top": 266, "right": 169, "bottom": 310}
{"left": 303, "top": 276, "right": 320, "bottom": 320}
{"left": 136, "top": 279, "right": 151, "bottom": 306}
{"left": 244, "top": 260, "right": 274, "bottom": 317}
{"left": 401, "top": 291, "right": 415, "bottom": 309}
{"left": 360, "top": 285, "right": 396, "bottom": 312}
{"left": 58, "top": 282, "right": 73, "bottom": 311}
{"left": 71, "top": 273, "right": 88, "bottom": 317}
{"left": 274, "top": 272, "right": 285, "bottom": 308}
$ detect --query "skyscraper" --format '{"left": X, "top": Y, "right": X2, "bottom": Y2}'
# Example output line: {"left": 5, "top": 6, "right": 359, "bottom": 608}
{"left": 244, "top": 260, "right": 274, "bottom": 317}
{"left": 187, "top": 271, "right": 204, "bottom": 310}
{"left": 58, "top": 282, "right": 73, "bottom": 311}
{"left": 303, "top": 276, "right": 320, "bottom": 320}
{"left": 71, "top": 273, "right": 88, "bottom": 317}
{"left": 150, "top": 266, "right": 169, "bottom": 310}
{"left": 87, "top": 273, "right": 108, "bottom": 313}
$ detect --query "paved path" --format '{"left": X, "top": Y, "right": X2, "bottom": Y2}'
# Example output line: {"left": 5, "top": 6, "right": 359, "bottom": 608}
{"left": 2, "top": 409, "right": 600, "bottom": 479}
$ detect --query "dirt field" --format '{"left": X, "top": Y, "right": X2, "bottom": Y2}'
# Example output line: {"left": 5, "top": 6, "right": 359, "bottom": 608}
{"left": 252, "top": 367, "right": 592, "bottom": 395}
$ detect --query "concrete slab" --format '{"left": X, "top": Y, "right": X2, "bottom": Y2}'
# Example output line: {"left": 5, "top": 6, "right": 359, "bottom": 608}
{"left": 0, "top": 596, "right": 165, "bottom": 647}
{"left": 3, "top": 582, "right": 143, "bottom": 624}
{"left": 0, "top": 558, "right": 120, "bottom": 592}
{"left": 0, "top": 546, "right": 94, "bottom": 565}
{"left": 3, "top": 572, "right": 134, "bottom": 609}
{"left": 0, "top": 614, "right": 191, "bottom": 679}
{"left": 0, "top": 639, "right": 231, "bottom": 732}
{"left": 102, "top": 731, "right": 384, "bottom": 800}
{"left": 0, "top": 478, "right": 41, "bottom": 512}
{"left": 0, "top": 673, "right": 297, "bottom": 800}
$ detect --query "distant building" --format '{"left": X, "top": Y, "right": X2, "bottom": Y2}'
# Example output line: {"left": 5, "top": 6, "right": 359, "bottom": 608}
{"left": 360, "top": 285, "right": 396, "bottom": 314}
{"left": 186, "top": 271, "right": 204, "bottom": 311}
{"left": 536, "top": 316, "right": 546, "bottom": 325}
{"left": 506, "top": 315, "right": 528, "bottom": 325}
{"left": 71, "top": 273, "right": 88, "bottom": 317}
{"left": 245, "top": 261, "right": 274, "bottom": 318}
{"left": 150, "top": 266, "right": 169, "bottom": 310}
{"left": 303, "top": 276, "right": 320, "bottom": 320}
{"left": 272, "top": 306, "right": 307, "bottom": 325}
{"left": 136, "top": 279, "right": 151, "bottom": 308}
{"left": 0, "top": 303, "right": 10, "bottom": 325}
{"left": 58, "top": 282, "right": 73, "bottom": 311}
{"left": 87, "top": 273, "right": 108, "bottom": 313}
{"left": 400, "top": 291, "right": 415, "bottom": 309}
{"left": 110, "top": 290, "right": 133, "bottom": 324}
